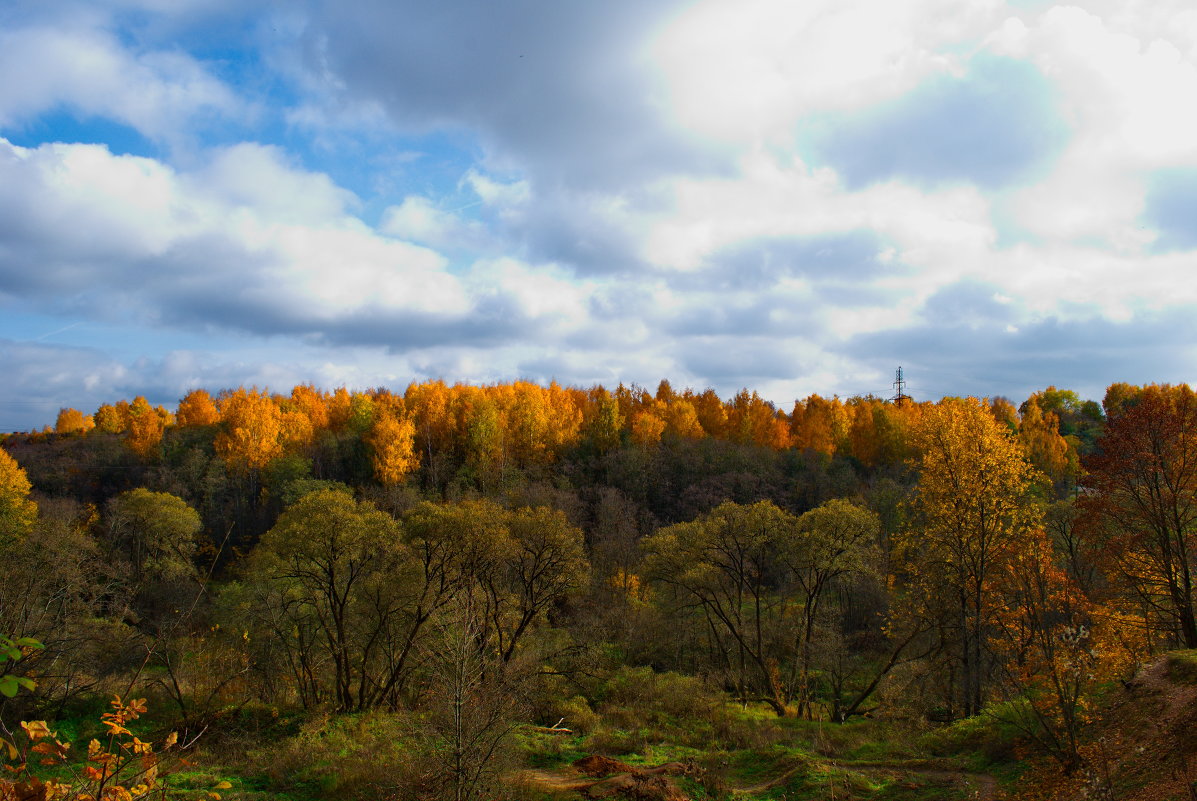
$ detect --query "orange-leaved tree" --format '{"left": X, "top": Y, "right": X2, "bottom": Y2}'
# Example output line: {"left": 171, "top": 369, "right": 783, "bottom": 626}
{"left": 126, "top": 396, "right": 165, "bottom": 458}
{"left": 992, "top": 527, "right": 1127, "bottom": 773}
{"left": 176, "top": 388, "right": 220, "bottom": 427}
{"left": 1080, "top": 383, "right": 1197, "bottom": 647}
{"left": 214, "top": 388, "right": 283, "bottom": 472}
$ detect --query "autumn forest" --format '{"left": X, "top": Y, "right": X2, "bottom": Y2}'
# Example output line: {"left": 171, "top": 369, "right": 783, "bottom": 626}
{"left": 1, "top": 379, "right": 1195, "bottom": 800}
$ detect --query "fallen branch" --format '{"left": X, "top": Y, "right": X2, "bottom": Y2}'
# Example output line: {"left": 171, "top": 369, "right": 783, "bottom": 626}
{"left": 529, "top": 717, "right": 574, "bottom": 735}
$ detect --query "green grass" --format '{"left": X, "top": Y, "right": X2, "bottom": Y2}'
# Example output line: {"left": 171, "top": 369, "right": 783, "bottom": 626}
{"left": 1166, "top": 649, "right": 1197, "bottom": 684}
{"left": 513, "top": 729, "right": 589, "bottom": 768}
{"left": 12, "top": 675, "right": 1033, "bottom": 801}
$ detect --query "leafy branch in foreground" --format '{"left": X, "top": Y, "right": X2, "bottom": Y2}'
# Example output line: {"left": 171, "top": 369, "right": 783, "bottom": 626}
{"left": 0, "top": 636, "right": 41, "bottom": 699}
{"left": 1, "top": 696, "right": 229, "bottom": 801}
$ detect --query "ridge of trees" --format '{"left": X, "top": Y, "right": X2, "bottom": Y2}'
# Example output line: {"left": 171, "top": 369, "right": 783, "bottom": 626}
{"left": 5, "top": 379, "right": 1197, "bottom": 786}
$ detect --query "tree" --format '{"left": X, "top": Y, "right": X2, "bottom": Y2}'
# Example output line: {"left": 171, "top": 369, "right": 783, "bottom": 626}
{"left": 93, "top": 401, "right": 130, "bottom": 434}
{"left": 0, "top": 499, "right": 132, "bottom": 707}
{"left": 642, "top": 500, "right": 798, "bottom": 715}
{"left": 215, "top": 388, "right": 283, "bottom": 472}
{"left": 791, "top": 395, "right": 848, "bottom": 455}
{"left": 630, "top": 410, "right": 666, "bottom": 447}
{"left": 900, "top": 397, "right": 1043, "bottom": 716}
{"left": 420, "top": 592, "right": 521, "bottom": 801}
{"left": 54, "top": 408, "right": 91, "bottom": 435}
{"left": 245, "top": 488, "right": 422, "bottom": 711}
{"left": 497, "top": 505, "right": 588, "bottom": 663}
{"left": 582, "top": 389, "right": 623, "bottom": 455}
{"left": 1019, "top": 397, "right": 1077, "bottom": 490}
{"left": 176, "top": 389, "right": 220, "bottom": 427}
{"left": 727, "top": 389, "right": 790, "bottom": 449}
{"left": 288, "top": 384, "right": 330, "bottom": 431}
{"left": 366, "top": 409, "right": 419, "bottom": 486}
{"left": 402, "top": 500, "right": 588, "bottom": 665}
{"left": 105, "top": 489, "right": 202, "bottom": 630}
{"left": 688, "top": 388, "right": 728, "bottom": 438}
{"left": 458, "top": 389, "right": 505, "bottom": 477}
{"left": 405, "top": 380, "right": 456, "bottom": 489}
{"left": 663, "top": 400, "right": 705, "bottom": 440}
{"left": 105, "top": 489, "right": 201, "bottom": 588}
{"left": 1080, "top": 384, "right": 1197, "bottom": 647}
{"left": 0, "top": 447, "right": 37, "bottom": 545}
{"left": 125, "top": 396, "right": 165, "bottom": 458}
{"left": 784, "top": 499, "right": 880, "bottom": 717}
{"left": 991, "top": 527, "right": 1125, "bottom": 773}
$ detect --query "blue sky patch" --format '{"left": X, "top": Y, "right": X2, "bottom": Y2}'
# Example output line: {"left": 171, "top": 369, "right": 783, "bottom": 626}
{"left": 4, "top": 109, "right": 156, "bottom": 159}
{"left": 1144, "top": 167, "right": 1197, "bottom": 252}
{"left": 803, "top": 55, "right": 1069, "bottom": 190}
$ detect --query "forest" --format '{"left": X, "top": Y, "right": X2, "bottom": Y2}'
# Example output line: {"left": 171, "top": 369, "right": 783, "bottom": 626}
{"left": 0, "top": 378, "right": 1194, "bottom": 801}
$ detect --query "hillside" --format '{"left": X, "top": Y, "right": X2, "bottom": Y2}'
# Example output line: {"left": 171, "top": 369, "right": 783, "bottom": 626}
{"left": 1012, "top": 652, "right": 1197, "bottom": 801}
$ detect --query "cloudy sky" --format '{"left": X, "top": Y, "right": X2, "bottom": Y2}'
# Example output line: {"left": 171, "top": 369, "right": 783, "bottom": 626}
{"left": 2, "top": 0, "right": 1196, "bottom": 430}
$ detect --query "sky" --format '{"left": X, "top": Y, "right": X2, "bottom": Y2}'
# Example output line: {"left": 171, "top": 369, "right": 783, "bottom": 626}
{"left": 2, "top": 0, "right": 1197, "bottom": 430}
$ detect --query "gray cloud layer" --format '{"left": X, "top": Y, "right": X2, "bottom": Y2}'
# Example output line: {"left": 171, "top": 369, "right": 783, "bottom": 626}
{"left": 2, "top": 1, "right": 1197, "bottom": 430}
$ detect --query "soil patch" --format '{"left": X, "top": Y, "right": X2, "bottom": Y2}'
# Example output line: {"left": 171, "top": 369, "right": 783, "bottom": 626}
{"left": 574, "top": 755, "right": 637, "bottom": 777}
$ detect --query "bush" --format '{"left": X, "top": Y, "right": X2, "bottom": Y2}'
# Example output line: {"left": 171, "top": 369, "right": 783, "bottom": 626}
{"left": 250, "top": 712, "right": 441, "bottom": 801}
{"left": 579, "top": 667, "right": 787, "bottom": 754}
{"left": 552, "top": 694, "right": 600, "bottom": 734}
{"left": 597, "top": 667, "right": 721, "bottom": 724}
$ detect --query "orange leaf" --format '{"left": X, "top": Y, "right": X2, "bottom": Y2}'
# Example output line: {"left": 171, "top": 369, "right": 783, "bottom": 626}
{"left": 101, "top": 721, "right": 131, "bottom": 737}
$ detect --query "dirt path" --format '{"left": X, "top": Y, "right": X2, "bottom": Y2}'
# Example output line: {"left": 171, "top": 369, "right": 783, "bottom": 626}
{"left": 1136, "top": 656, "right": 1197, "bottom": 720}
{"left": 733, "top": 760, "right": 997, "bottom": 800}
{"left": 517, "top": 758, "right": 998, "bottom": 800}
{"left": 511, "top": 768, "right": 595, "bottom": 793}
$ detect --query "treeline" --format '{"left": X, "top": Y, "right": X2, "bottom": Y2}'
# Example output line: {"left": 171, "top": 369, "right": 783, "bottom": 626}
{"left": 0, "top": 378, "right": 1190, "bottom": 790}
{"left": 26, "top": 378, "right": 1099, "bottom": 485}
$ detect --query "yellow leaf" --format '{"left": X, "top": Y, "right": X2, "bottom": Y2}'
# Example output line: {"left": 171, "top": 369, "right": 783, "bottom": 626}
{"left": 213, "top": 781, "right": 232, "bottom": 789}
{"left": 164, "top": 732, "right": 178, "bottom": 748}
{"left": 20, "top": 721, "right": 53, "bottom": 742}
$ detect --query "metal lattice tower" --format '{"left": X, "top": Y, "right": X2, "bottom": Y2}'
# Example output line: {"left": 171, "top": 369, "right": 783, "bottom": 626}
{"left": 891, "top": 366, "right": 910, "bottom": 406}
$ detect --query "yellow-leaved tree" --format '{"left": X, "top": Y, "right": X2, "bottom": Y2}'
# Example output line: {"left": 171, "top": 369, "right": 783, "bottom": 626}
{"left": 366, "top": 409, "right": 419, "bottom": 486}
{"left": 0, "top": 446, "right": 37, "bottom": 545}
{"left": 54, "top": 408, "right": 92, "bottom": 435}
{"left": 899, "top": 397, "right": 1043, "bottom": 717}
